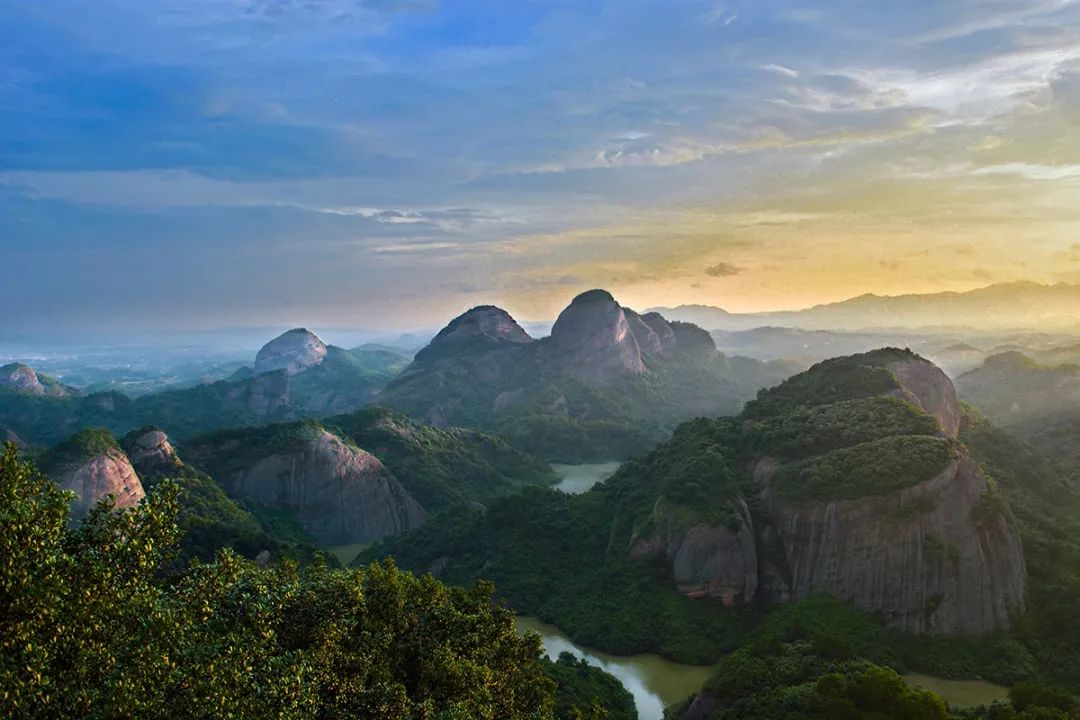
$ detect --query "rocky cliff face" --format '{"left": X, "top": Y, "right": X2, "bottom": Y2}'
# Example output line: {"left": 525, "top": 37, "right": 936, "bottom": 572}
{"left": 549, "top": 289, "right": 645, "bottom": 383}
{"left": 56, "top": 448, "right": 146, "bottom": 519}
{"left": 1, "top": 363, "right": 45, "bottom": 394}
{"left": 886, "top": 356, "right": 961, "bottom": 438}
{"left": 630, "top": 498, "right": 759, "bottom": 607}
{"left": 123, "top": 428, "right": 181, "bottom": 472}
{"left": 254, "top": 329, "right": 328, "bottom": 376}
{"left": 615, "top": 349, "right": 1027, "bottom": 635}
{"left": 641, "top": 312, "right": 676, "bottom": 351}
{"left": 207, "top": 429, "right": 426, "bottom": 545}
{"left": 623, "top": 308, "right": 664, "bottom": 357}
{"left": 0, "top": 363, "right": 73, "bottom": 397}
{"left": 756, "top": 450, "right": 1026, "bottom": 633}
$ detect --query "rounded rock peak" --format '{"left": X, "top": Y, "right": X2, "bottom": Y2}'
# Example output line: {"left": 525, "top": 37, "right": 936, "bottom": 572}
{"left": 550, "top": 289, "right": 645, "bottom": 381}
{"left": 567, "top": 288, "right": 617, "bottom": 306}
{"left": 0, "top": 363, "right": 45, "bottom": 395}
{"left": 125, "top": 427, "right": 179, "bottom": 469}
{"left": 254, "top": 328, "right": 328, "bottom": 376}
{"left": 416, "top": 305, "right": 533, "bottom": 361}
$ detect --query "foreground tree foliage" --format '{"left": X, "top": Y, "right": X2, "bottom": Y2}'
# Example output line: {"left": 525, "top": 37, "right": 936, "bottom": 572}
{"left": 0, "top": 443, "right": 567, "bottom": 719}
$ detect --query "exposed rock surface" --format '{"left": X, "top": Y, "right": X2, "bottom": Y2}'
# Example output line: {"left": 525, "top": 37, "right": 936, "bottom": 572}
{"left": 123, "top": 428, "right": 180, "bottom": 471}
{"left": 625, "top": 349, "right": 1026, "bottom": 635}
{"left": 756, "top": 450, "right": 1026, "bottom": 634}
{"left": 245, "top": 370, "right": 291, "bottom": 416}
{"left": 254, "top": 328, "right": 328, "bottom": 376}
{"left": 641, "top": 312, "right": 676, "bottom": 351}
{"left": 549, "top": 289, "right": 645, "bottom": 383}
{"left": 886, "top": 356, "right": 960, "bottom": 438}
{"left": 0, "top": 363, "right": 73, "bottom": 397}
{"left": 206, "top": 429, "right": 426, "bottom": 545}
{"left": 376, "top": 288, "right": 794, "bottom": 458}
{"left": 623, "top": 308, "right": 663, "bottom": 357}
{"left": 415, "top": 306, "right": 533, "bottom": 362}
{"left": 56, "top": 448, "right": 146, "bottom": 519}
{"left": 631, "top": 499, "right": 758, "bottom": 607}
{"left": 1, "top": 363, "right": 45, "bottom": 394}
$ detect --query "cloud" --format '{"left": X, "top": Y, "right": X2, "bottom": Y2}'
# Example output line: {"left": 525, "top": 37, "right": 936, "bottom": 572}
{"left": 704, "top": 262, "right": 742, "bottom": 277}
{"left": 760, "top": 64, "right": 800, "bottom": 78}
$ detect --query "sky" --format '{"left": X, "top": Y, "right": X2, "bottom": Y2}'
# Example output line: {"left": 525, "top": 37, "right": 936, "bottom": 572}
{"left": 3, "top": 0, "right": 1080, "bottom": 333}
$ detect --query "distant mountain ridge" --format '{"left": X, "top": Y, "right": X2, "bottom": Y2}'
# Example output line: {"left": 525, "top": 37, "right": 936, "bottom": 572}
{"left": 0, "top": 330, "right": 410, "bottom": 446}
{"left": 376, "top": 289, "right": 796, "bottom": 461}
{"left": 651, "top": 282, "right": 1080, "bottom": 332}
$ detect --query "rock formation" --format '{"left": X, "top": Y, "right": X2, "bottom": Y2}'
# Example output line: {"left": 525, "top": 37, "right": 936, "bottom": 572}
{"left": 254, "top": 329, "right": 328, "bottom": 376}
{"left": 415, "top": 306, "right": 533, "bottom": 362}
{"left": 1, "top": 363, "right": 45, "bottom": 394}
{"left": 54, "top": 446, "right": 146, "bottom": 519}
{"left": 376, "top": 289, "right": 792, "bottom": 459}
{"left": 549, "top": 290, "right": 646, "bottom": 383}
{"left": 641, "top": 312, "right": 676, "bottom": 351}
{"left": 631, "top": 498, "right": 758, "bottom": 607}
{"left": 623, "top": 308, "right": 663, "bottom": 357}
{"left": 0, "top": 363, "right": 73, "bottom": 397}
{"left": 193, "top": 427, "right": 426, "bottom": 545}
{"left": 123, "top": 428, "right": 180, "bottom": 472}
{"left": 624, "top": 349, "right": 1026, "bottom": 634}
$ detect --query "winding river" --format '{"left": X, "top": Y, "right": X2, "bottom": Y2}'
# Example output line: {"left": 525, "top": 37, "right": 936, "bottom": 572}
{"left": 516, "top": 616, "right": 714, "bottom": 720}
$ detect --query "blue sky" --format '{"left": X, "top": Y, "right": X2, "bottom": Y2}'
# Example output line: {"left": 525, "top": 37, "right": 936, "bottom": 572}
{"left": 3, "top": 0, "right": 1080, "bottom": 332}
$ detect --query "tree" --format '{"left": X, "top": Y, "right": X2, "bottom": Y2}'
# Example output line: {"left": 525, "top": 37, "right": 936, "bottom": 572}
{"left": 0, "top": 442, "right": 557, "bottom": 719}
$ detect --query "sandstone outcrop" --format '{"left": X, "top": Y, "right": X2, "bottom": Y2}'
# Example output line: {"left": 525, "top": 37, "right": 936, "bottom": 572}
{"left": 0, "top": 363, "right": 45, "bottom": 394}
{"left": 202, "top": 429, "right": 426, "bottom": 545}
{"left": 623, "top": 308, "right": 664, "bottom": 357}
{"left": 56, "top": 447, "right": 146, "bottom": 519}
{"left": 376, "top": 289, "right": 790, "bottom": 458}
{"left": 254, "top": 328, "right": 328, "bottom": 376}
{"left": 0, "top": 363, "right": 73, "bottom": 397}
{"left": 123, "top": 428, "right": 181, "bottom": 471}
{"left": 549, "top": 289, "right": 646, "bottom": 383}
{"left": 415, "top": 306, "right": 533, "bottom": 362}
{"left": 756, "top": 449, "right": 1026, "bottom": 633}
{"left": 885, "top": 355, "right": 960, "bottom": 438}
{"left": 641, "top": 311, "right": 677, "bottom": 351}
{"left": 626, "top": 349, "right": 1027, "bottom": 635}
{"left": 631, "top": 498, "right": 758, "bottom": 607}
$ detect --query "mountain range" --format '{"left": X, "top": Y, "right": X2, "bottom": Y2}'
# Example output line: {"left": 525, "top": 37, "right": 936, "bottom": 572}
{"left": 376, "top": 289, "right": 797, "bottom": 461}
{"left": 652, "top": 282, "right": 1080, "bottom": 332}
{"left": 368, "top": 350, "right": 1030, "bottom": 662}
{"left": 0, "top": 330, "right": 409, "bottom": 446}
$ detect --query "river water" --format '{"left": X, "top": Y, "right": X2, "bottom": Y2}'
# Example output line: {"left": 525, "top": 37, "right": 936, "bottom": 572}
{"left": 551, "top": 461, "right": 623, "bottom": 494}
{"left": 517, "top": 616, "right": 1010, "bottom": 718}
{"left": 516, "top": 616, "right": 713, "bottom": 720}
{"left": 903, "top": 672, "right": 1008, "bottom": 708}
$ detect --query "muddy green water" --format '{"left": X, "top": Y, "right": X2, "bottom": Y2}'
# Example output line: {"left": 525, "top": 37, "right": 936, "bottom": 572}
{"left": 516, "top": 616, "right": 713, "bottom": 720}
{"left": 550, "top": 461, "right": 623, "bottom": 494}
{"left": 903, "top": 673, "right": 1008, "bottom": 708}
{"left": 517, "top": 616, "right": 1010, "bottom": 717}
